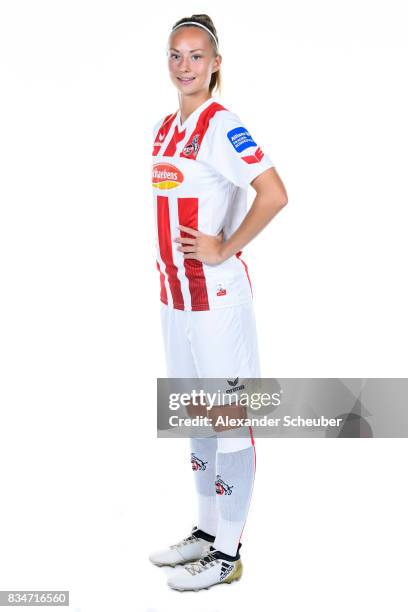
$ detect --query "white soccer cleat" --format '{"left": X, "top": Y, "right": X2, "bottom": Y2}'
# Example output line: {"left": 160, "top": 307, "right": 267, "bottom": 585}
{"left": 167, "top": 545, "right": 243, "bottom": 591}
{"left": 149, "top": 526, "right": 215, "bottom": 567}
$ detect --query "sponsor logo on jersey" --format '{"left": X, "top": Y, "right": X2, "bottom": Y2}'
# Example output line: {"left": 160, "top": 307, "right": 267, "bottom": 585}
{"left": 227, "top": 126, "right": 257, "bottom": 153}
{"left": 216, "top": 282, "right": 227, "bottom": 297}
{"left": 242, "top": 146, "right": 265, "bottom": 164}
{"left": 191, "top": 453, "right": 208, "bottom": 471}
{"left": 152, "top": 163, "right": 184, "bottom": 189}
{"left": 215, "top": 475, "right": 233, "bottom": 495}
{"left": 182, "top": 134, "right": 200, "bottom": 157}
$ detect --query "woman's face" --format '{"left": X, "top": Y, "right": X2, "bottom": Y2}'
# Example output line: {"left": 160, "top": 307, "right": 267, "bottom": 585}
{"left": 167, "top": 26, "right": 221, "bottom": 96}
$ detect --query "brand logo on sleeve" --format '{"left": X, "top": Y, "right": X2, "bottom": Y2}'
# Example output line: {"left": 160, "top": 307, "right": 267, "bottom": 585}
{"left": 152, "top": 163, "right": 184, "bottom": 189}
{"left": 242, "top": 146, "right": 265, "bottom": 164}
{"left": 227, "top": 126, "right": 257, "bottom": 153}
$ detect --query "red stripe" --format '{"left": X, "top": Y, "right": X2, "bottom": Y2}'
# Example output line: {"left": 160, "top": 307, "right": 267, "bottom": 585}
{"left": 249, "top": 424, "right": 256, "bottom": 471}
{"left": 163, "top": 125, "right": 186, "bottom": 157}
{"left": 157, "top": 196, "right": 184, "bottom": 309}
{"left": 236, "top": 251, "right": 253, "bottom": 295}
{"left": 248, "top": 425, "right": 256, "bottom": 449}
{"left": 152, "top": 113, "right": 177, "bottom": 156}
{"left": 156, "top": 260, "right": 168, "bottom": 305}
{"left": 180, "top": 102, "right": 226, "bottom": 160}
{"left": 177, "top": 197, "right": 209, "bottom": 311}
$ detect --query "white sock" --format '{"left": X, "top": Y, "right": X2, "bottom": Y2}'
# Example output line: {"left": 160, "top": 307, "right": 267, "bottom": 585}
{"left": 214, "top": 430, "right": 256, "bottom": 556}
{"left": 190, "top": 436, "right": 218, "bottom": 536}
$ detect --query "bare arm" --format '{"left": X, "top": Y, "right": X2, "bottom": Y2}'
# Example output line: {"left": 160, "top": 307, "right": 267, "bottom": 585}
{"left": 218, "top": 166, "right": 288, "bottom": 262}
{"left": 175, "top": 166, "right": 288, "bottom": 265}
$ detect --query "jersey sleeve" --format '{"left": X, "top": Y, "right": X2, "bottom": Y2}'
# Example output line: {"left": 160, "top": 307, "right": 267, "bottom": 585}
{"left": 206, "top": 112, "right": 274, "bottom": 188}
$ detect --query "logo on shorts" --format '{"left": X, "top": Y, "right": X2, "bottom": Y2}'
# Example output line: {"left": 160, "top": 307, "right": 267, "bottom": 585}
{"left": 215, "top": 476, "right": 234, "bottom": 495}
{"left": 226, "top": 377, "right": 245, "bottom": 393}
{"left": 152, "top": 163, "right": 184, "bottom": 189}
{"left": 216, "top": 282, "right": 227, "bottom": 297}
{"left": 182, "top": 134, "right": 200, "bottom": 157}
{"left": 191, "top": 453, "right": 208, "bottom": 471}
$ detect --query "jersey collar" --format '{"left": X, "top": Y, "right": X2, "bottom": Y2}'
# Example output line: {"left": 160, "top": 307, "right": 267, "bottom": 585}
{"left": 175, "top": 97, "right": 216, "bottom": 130}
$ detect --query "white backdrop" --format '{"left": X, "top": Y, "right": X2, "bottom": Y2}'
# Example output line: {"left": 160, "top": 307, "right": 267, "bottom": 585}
{"left": 0, "top": 1, "right": 407, "bottom": 611}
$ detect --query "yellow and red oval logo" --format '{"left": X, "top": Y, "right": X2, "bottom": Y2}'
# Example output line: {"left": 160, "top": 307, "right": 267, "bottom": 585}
{"left": 152, "top": 163, "right": 184, "bottom": 189}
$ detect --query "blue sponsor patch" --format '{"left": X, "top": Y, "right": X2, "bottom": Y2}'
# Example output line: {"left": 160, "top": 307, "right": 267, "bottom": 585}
{"left": 227, "top": 126, "right": 257, "bottom": 153}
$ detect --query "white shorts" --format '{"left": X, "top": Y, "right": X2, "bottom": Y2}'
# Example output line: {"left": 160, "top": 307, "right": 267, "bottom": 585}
{"left": 160, "top": 301, "right": 261, "bottom": 378}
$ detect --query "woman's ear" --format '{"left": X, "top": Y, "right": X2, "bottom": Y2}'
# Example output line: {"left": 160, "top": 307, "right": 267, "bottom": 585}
{"left": 213, "top": 54, "right": 222, "bottom": 72}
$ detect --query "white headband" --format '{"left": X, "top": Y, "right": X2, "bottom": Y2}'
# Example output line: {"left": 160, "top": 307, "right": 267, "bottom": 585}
{"left": 171, "top": 21, "right": 219, "bottom": 50}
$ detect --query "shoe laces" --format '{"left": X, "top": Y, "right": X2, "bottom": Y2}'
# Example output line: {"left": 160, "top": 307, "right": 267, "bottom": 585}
{"left": 184, "top": 550, "right": 220, "bottom": 576}
{"left": 170, "top": 534, "right": 198, "bottom": 550}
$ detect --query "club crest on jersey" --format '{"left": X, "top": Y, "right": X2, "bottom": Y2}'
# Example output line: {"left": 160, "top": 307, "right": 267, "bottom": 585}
{"left": 182, "top": 134, "right": 200, "bottom": 157}
{"left": 152, "top": 163, "right": 184, "bottom": 189}
{"left": 215, "top": 476, "right": 233, "bottom": 495}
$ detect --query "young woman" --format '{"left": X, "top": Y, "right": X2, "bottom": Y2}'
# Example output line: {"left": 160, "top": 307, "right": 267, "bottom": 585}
{"left": 149, "top": 14, "right": 288, "bottom": 591}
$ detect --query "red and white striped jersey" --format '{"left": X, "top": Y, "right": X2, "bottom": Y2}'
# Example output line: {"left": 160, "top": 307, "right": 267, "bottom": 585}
{"left": 152, "top": 97, "right": 274, "bottom": 311}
